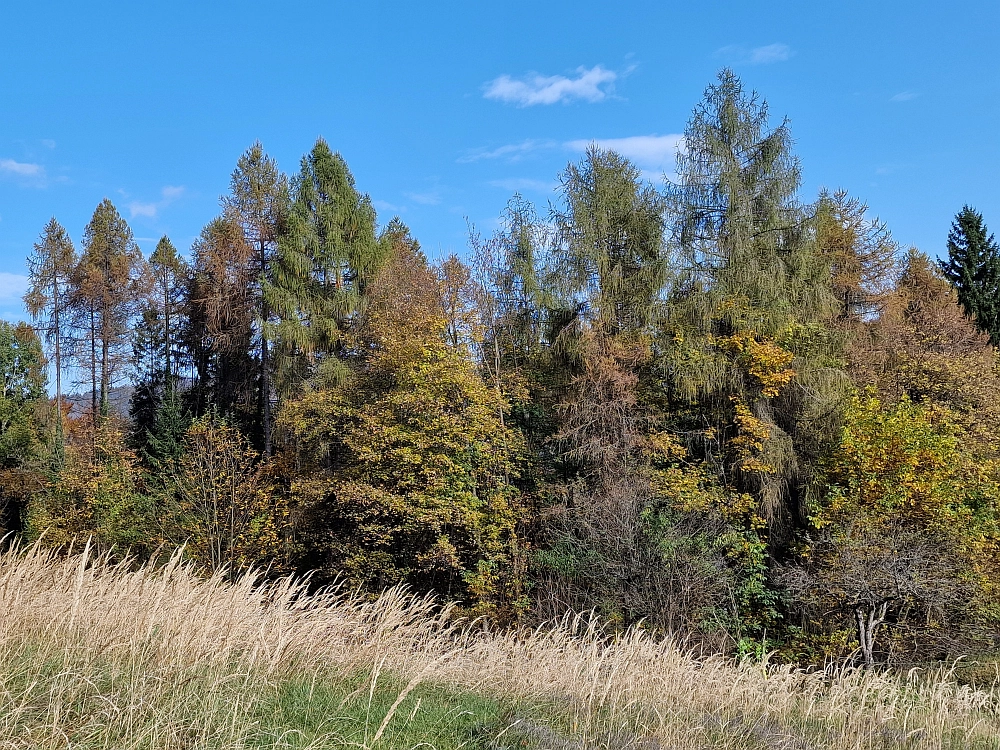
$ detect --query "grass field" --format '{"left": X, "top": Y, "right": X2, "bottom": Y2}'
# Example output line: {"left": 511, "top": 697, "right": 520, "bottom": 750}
{"left": 0, "top": 541, "right": 998, "bottom": 749}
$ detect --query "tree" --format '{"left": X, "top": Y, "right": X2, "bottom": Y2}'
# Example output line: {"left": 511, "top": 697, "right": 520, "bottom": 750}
{"left": 25, "top": 417, "right": 156, "bottom": 557}
{"left": 280, "top": 228, "right": 528, "bottom": 618}
{"left": 815, "top": 189, "right": 900, "bottom": 324}
{"left": 223, "top": 143, "right": 288, "bottom": 454}
{"left": 0, "top": 322, "right": 48, "bottom": 532}
{"left": 939, "top": 205, "right": 1000, "bottom": 345}
{"left": 169, "top": 416, "right": 284, "bottom": 574}
{"left": 24, "top": 218, "right": 76, "bottom": 450}
{"left": 782, "top": 395, "right": 1000, "bottom": 665}
{"left": 663, "top": 69, "right": 847, "bottom": 543}
{"left": 68, "top": 199, "right": 148, "bottom": 429}
{"left": 130, "top": 237, "right": 189, "bottom": 468}
{"left": 183, "top": 217, "right": 259, "bottom": 439}
{"left": 267, "top": 138, "right": 384, "bottom": 397}
{"left": 853, "top": 251, "right": 1000, "bottom": 453}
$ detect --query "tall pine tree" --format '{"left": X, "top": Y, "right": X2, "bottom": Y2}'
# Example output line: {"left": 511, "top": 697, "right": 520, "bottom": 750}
{"left": 939, "top": 205, "right": 1000, "bottom": 346}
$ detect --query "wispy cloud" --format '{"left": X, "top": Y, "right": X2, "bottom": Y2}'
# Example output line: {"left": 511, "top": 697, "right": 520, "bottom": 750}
{"left": 0, "top": 159, "right": 43, "bottom": 177}
{"left": 128, "top": 185, "right": 185, "bottom": 219}
{"left": 459, "top": 139, "right": 556, "bottom": 163}
{"left": 566, "top": 134, "right": 684, "bottom": 181}
{"left": 0, "top": 273, "right": 29, "bottom": 302}
{"left": 40, "top": 139, "right": 56, "bottom": 150}
{"left": 487, "top": 178, "right": 556, "bottom": 193}
{"left": 717, "top": 43, "right": 793, "bottom": 65}
{"left": 890, "top": 91, "right": 918, "bottom": 102}
{"left": 373, "top": 199, "right": 405, "bottom": 214}
{"left": 404, "top": 190, "right": 442, "bottom": 206}
{"left": 483, "top": 65, "right": 617, "bottom": 106}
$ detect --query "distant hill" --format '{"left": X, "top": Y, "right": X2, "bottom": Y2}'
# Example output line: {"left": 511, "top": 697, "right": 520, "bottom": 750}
{"left": 62, "top": 385, "right": 135, "bottom": 420}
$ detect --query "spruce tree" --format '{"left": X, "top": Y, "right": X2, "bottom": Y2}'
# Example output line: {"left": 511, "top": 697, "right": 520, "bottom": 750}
{"left": 130, "top": 236, "right": 189, "bottom": 467}
{"left": 939, "top": 205, "right": 1000, "bottom": 345}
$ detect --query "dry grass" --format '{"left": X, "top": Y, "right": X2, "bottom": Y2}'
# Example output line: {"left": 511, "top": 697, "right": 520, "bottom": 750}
{"left": 0, "top": 540, "right": 998, "bottom": 749}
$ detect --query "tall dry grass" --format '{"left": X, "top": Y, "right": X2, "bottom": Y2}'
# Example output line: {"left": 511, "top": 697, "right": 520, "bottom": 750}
{"left": 0, "top": 540, "right": 997, "bottom": 749}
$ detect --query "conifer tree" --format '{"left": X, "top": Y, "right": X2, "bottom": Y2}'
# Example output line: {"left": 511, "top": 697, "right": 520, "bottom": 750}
{"left": 664, "top": 69, "right": 846, "bottom": 543}
{"left": 25, "top": 218, "right": 76, "bottom": 450}
{"left": 223, "top": 143, "right": 288, "bottom": 454}
{"left": 939, "top": 205, "right": 1000, "bottom": 345}
{"left": 183, "top": 216, "right": 259, "bottom": 438}
{"left": 69, "top": 199, "right": 148, "bottom": 429}
{"left": 267, "top": 138, "right": 382, "bottom": 397}
{"left": 130, "top": 236, "right": 189, "bottom": 467}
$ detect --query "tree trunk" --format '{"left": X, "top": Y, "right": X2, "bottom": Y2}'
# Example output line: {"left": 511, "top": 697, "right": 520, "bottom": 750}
{"left": 90, "top": 307, "right": 98, "bottom": 432}
{"left": 855, "top": 601, "right": 889, "bottom": 667}
{"left": 260, "top": 238, "right": 272, "bottom": 456}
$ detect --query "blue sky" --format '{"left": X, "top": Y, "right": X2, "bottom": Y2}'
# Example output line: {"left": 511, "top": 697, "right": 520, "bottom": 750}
{"left": 1, "top": 1, "right": 998, "bottom": 322}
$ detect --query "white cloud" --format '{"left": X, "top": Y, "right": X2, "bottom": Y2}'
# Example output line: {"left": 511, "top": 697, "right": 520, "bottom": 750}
{"left": 404, "top": 191, "right": 442, "bottom": 206}
{"left": 459, "top": 139, "right": 555, "bottom": 163}
{"left": 565, "top": 134, "right": 684, "bottom": 181}
{"left": 717, "top": 43, "right": 793, "bottom": 65}
{"left": 373, "top": 199, "right": 405, "bottom": 214}
{"left": 128, "top": 185, "right": 186, "bottom": 219}
{"left": 890, "top": 91, "right": 918, "bottom": 102}
{"left": 129, "top": 202, "right": 159, "bottom": 218}
{"left": 40, "top": 139, "right": 56, "bottom": 149}
{"left": 749, "top": 43, "right": 792, "bottom": 64}
{"left": 488, "top": 178, "right": 556, "bottom": 193}
{"left": 0, "top": 273, "right": 29, "bottom": 302}
{"left": 0, "top": 159, "right": 44, "bottom": 177}
{"left": 483, "top": 65, "right": 617, "bottom": 106}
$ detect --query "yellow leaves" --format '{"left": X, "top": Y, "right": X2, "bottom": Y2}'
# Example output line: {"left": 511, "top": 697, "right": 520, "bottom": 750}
{"left": 719, "top": 332, "right": 796, "bottom": 398}
{"left": 730, "top": 397, "right": 774, "bottom": 475}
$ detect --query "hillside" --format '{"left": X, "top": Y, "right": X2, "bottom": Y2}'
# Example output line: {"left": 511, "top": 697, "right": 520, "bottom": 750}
{"left": 2, "top": 542, "right": 997, "bottom": 749}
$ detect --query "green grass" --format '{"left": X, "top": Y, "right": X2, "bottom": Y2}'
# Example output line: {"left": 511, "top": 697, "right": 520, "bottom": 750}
{"left": 250, "top": 670, "right": 511, "bottom": 749}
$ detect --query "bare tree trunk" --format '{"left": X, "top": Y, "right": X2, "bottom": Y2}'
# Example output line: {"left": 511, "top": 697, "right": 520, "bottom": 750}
{"left": 855, "top": 601, "right": 889, "bottom": 667}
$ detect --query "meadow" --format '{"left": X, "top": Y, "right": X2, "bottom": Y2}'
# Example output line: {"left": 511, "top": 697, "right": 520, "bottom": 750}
{"left": 1, "top": 541, "right": 997, "bottom": 750}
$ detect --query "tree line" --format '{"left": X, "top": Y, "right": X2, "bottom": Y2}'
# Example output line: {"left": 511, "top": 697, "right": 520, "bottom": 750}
{"left": 4, "top": 70, "right": 1000, "bottom": 667}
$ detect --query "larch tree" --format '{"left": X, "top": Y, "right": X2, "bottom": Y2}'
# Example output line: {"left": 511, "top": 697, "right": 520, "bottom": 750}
{"left": 664, "top": 69, "right": 846, "bottom": 541}
{"left": 939, "top": 205, "right": 1000, "bottom": 345}
{"left": 815, "top": 189, "right": 900, "bottom": 324}
{"left": 130, "top": 236, "right": 189, "bottom": 467}
{"left": 69, "top": 199, "right": 148, "bottom": 430}
{"left": 24, "top": 218, "right": 76, "bottom": 450}
{"left": 183, "top": 216, "right": 259, "bottom": 438}
{"left": 223, "top": 142, "right": 288, "bottom": 454}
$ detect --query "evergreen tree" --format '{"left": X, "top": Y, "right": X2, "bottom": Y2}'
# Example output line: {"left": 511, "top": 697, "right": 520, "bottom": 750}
{"left": 0, "top": 321, "right": 48, "bottom": 532}
{"left": 267, "top": 138, "right": 383, "bottom": 397}
{"left": 24, "top": 218, "right": 76, "bottom": 453}
{"left": 939, "top": 205, "right": 1000, "bottom": 345}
